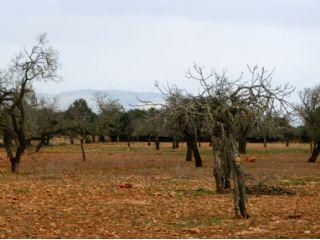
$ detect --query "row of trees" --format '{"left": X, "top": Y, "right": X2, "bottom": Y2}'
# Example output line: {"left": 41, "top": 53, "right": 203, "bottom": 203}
{"left": 2, "top": 34, "right": 320, "bottom": 218}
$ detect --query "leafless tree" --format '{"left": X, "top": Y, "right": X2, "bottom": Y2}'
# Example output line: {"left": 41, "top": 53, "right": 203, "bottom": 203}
{"left": 297, "top": 85, "right": 320, "bottom": 162}
{"left": 139, "top": 84, "right": 204, "bottom": 166}
{"left": 0, "top": 34, "right": 60, "bottom": 172}
{"left": 185, "top": 63, "right": 293, "bottom": 218}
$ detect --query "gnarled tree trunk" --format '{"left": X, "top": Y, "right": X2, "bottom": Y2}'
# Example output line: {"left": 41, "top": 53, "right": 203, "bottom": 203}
{"left": 309, "top": 141, "right": 320, "bottom": 163}
{"left": 186, "top": 141, "right": 193, "bottom": 161}
{"left": 98, "top": 134, "right": 105, "bottom": 143}
{"left": 228, "top": 137, "right": 249, "bottom": 218}
{"left": 263, "top": 135, "right": 267, "bottom": 149}
{"left": 186, "top": 134, "right": 202, "bottom": 167}
{"left": 155, "top": 137, "right": 160, "bottom": 150}
{"left": 192, "top": 141, "right": 202, "bottom": 167}
{"left": 3, "top": 130, "right": 25, "bottom": 172}
{"left": 175, "top": 140, "right": 179, "bottom": 148}
{"left": 80, "top": 138, "right": 86, "bottom": 161}
{"left": 128, "top": 138, "right": 131, "bottom": 148}
{"left": 212, "top": 137, "right": 231, "bottom": 192}
{"left": 212, "top": 133, "right": 249, "bottom": 218}
{"left": 172, "top": 137, "right": 176, "bottom": 149}
{"left": 238, "top": 137, "right": 247, "bottom": 154}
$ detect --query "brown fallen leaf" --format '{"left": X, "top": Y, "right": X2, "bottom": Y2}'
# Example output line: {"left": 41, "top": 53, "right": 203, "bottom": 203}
{"left": 288, "top": 214, "right": 302, "bottom": 219}
{"left": 244, "top": 156, "right": 256, "bottom": 162}
{"left": 118, "top": 183, "right": 133, "bottom": 189}
{"left": 182, "top": 228, "right": 201, "bottom": 234}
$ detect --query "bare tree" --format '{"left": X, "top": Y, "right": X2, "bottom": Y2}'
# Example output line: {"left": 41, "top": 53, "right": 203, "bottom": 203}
{"left": 297, "top": 85, "right": 320, "bottom": 162}
{"left": 184, "top": 64, "right": 293, "bottom": 218}
{"left": 235, "top": 112, "right": 256, "bottom": 154}
{"left": 0, "top": 34, "right": 60, "bottom": 172}
{"left": 145, "top": 85, "right": 204, "bottom": 166}
{"left": 133, "top": 63, "right": 293, "bottom": 218}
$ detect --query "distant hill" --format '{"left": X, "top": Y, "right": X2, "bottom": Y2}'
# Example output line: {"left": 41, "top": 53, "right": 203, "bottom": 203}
{"left": 39, "top": 89, "right": 164, "bottom": 111}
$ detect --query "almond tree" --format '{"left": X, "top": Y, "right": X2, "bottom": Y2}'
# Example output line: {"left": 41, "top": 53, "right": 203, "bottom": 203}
{"left": 0, "top": 34, "right": 60, "bottom": 172}
{"left": 139, "top": 84, "right": 203, "bottom": 166}
{"left": 297, "top": 85, "right": 320, "bottom": 162}
{"left": 185, "top": 64, "right": 293, "bottom": 218}
{"left": 235, "top": 112, "right": 256, "bottom": 154}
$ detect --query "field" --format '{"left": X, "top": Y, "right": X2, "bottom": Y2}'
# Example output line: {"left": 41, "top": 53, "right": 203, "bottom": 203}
{"left": 0, "top": 142, "right": 319, "bottom": 238}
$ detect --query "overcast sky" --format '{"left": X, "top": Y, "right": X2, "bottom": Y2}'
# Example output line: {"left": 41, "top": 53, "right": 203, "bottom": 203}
{"left": 0, "top": 0, "right": 319, "bottom": 101}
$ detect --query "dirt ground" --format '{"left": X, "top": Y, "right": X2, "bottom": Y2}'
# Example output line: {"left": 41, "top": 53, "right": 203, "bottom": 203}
{"left": 0, "top": 142, "right": 319, "bottom": 238}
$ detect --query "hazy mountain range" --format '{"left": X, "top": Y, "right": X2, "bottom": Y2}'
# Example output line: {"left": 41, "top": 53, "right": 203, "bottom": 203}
{"left": 39, "top": 89, "right": 164, "bottom": 111}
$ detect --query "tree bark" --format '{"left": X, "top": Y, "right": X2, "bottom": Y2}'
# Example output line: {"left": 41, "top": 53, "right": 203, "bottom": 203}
{"left": 98, "top": 134, "right": 105, "bottom": 143}
{"left": 232, "top": 159, "right": 249, "bottom": 218}
{"left": 155, "top": 137, "right": 160, "bottom": 150}
{"left": 286, "top": 140, "right": 289, "bottom": 147}
{"left": 35, "top": 134, "right": 46, "bottom": 152}
{"left": 238, "top": 126, "right": 249, "bottom": 154}
{"left": 238, "top": 137, "right": 247, "bottom": 154}
{"left": 263, "top": 135, "right": 267, "bottom": 148}
{"left": 4, "top": 131, "right": 24, "bottom": 173}
{"left": 308, "top": 141, "right": 320, "bottom": 163}
{"left": 172, "top": 138, "right": 176, "bottom": 149}
{"left": 186, "top": 141, "right": 193, "bottom": 161}
{"left": 175, "top": 140, "right": 179, "bottom": 148}
{"left": 80, "top": 138, "right": 86, "bottom": 161}
{"left": 192, "top": 141, "right": 202, "bottom": 167}
{"left": 148, "top": 137, "right": 151, "bottom": 146}
{"left": 11, "top": 146, "right": 24, "bottom": 172}
{"left": 212, "top": 134, "right": 249, "bottom": 218}
{"left": 212, "top": 138, "right": 231, "bottom": 193}
{"left": 227, "top": 135, "right": 249, "bottom": 218}
{"left": 128, "top": 137, "right": 131, "bottom": 148}
{"left": 185, "top": 134, "right": 202, "bottom": 167}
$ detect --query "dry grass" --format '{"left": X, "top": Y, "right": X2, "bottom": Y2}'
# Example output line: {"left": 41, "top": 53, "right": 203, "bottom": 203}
{"left": 0, "top": 142, "right": 319, "bottom": 238}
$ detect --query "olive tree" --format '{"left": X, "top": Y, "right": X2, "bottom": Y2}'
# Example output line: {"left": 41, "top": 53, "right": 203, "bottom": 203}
{"left": 65, "top": 98, "right": 97, "bottom": 161}
{"left": 119, "top": 109, "right": 147, "bottom": 147}
{"left": 94, "top": 92, "right": 124, "bottom": 142}
{"left": 32, "top": 97, "right": 65, "bottom": 152}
